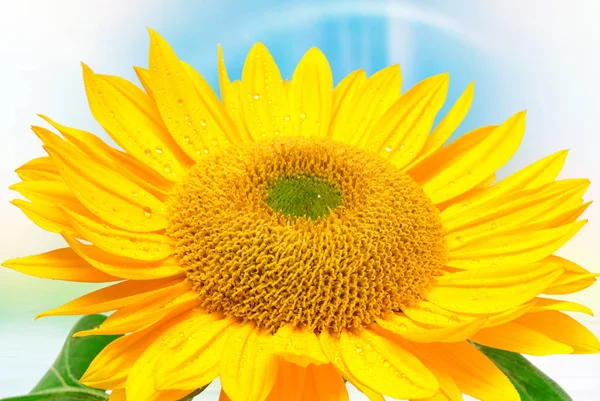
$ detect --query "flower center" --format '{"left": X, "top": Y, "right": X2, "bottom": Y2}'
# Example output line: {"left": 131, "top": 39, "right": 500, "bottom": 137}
{"left": 167, "top": 137, "right": 446, "bottom": 333}
{"left": 265, "top": 175, "right": 343, "bottom": 220}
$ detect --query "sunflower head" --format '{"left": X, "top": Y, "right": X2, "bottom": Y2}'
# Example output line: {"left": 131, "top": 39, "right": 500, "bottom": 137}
{"left": 167, "top": 137, "right": 446, "bottom": 333}
{"left": 4, "top": 28, "right": 598, "bottom": 401}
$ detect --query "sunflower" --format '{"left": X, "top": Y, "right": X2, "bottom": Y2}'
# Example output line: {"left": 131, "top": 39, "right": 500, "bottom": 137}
{"left": 5, "top": 29, "right": 600, "bottom": 401}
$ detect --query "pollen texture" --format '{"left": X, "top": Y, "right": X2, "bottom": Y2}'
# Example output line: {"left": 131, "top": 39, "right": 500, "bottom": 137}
{"left": 167, "top": 137, "right": 447, "bottom": 333}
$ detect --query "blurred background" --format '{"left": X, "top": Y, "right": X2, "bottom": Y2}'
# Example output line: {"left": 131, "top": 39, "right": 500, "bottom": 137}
{"left": 1, "top": 0, "right": 599, "bottom": 399}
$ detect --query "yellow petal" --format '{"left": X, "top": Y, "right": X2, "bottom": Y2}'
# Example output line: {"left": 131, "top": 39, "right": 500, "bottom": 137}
{"left": 265, "top": 360, "right": 306, "bottom": 401}
{"left": 181, "top": 60, "right": 241, "bottom": 142}
{"left": 218, "top": 45, "right": 252, "bottom": 141}
{"left": 339, "top": 329, "right": 438, "bottom": 399}
{"left": 402, "top": 300, "right": 473, "bottom": 327}
{"left": 240, "top": 43, "right": 291, "bottom": 141}
{"left": 41, "top": 115, "right": 172, "bottom": 199}
{"left": 331, "top": 69, "right": 366, "bottom": 121}
{"left": 483, "top": 302, "right": 537, "bottom": 327}
{"left": 533, "top": 297, "right": 594, "bottom": 315}
{"left": 365, "top": 74, "right": 449, "bottom": 168}
{"left": 126, "top": 311, "right": 201, "bottom": 401}
{"left": 15, "top": 156, "right": 60, "bottom": 181}
{"left": 81, "top": 326, "right": 161, "bottom": 389}
{"left": 10, "top": 199, "right": 74, "bottom": 234}
{"left": 406, "top": 344, "right": 462, "bottom": 401}
{"left": 412, "top": 342, "right": 519, "bottom": 401}
{"left": 155, "top": 313, "right": 233, "bottom": 390}
{"left": 444, "top": 179, "right": 589, "bottom": 248}
{"left": 374, "top": 313, "right": 487, "bottom": 343}
{"left": 62, "top": 209, "right": 171, "bottom": 262}
{"left": 407, "top": 82, "right": 474, "bottom": 170}
{"left": 441, "top": 150, "right": 569, "bottom": 218}
{"left": 38, "top": 277, "right": 180, "bottom": 318}
{"left": 485, "top": 149, "right": 569, "bottom": 194}
{"left": 470, "top": 320, "right": 574, "bottom": 356}
{"left": 133, "top": 66, "right": 154, "bottom": 99}
{"left": 220, "top": 324, "right": 279, "bottom": 401}
{"left": 148, "top": 29, "right": 236, "bottom": 159}
{"left": 264, "top": 362, "right": 349, "bottom": 401}
{"left": 427, "top": 262, "right": 565, "bottom": 314}
{"left": 2, "top": 247, "right": 117, "bottom": 282}
{"left": 442, "top": 178, "right": 588, "bottom": 232}
{"left": 319, "top": 331, "right": 385, "bottom": 401}
{"left": 45, "top": 144, "right": 168, "bottom": 232}
{"left": 272, "top": 324, "right": 329, "bottom": 367}
{"left": 543, "top": 255, "right": 598, "bottom": 294}
{"left": 403, "top": 299, "right": 535, "bottom": 329}
{"left": 530, "top": 202, "right": 590, "bottom": 230}
{"left": 448, "top": 220, "right": 586, "bottom": 269}
{"left": 434, "top": 173, "right": 495, "bottom": 213}
{"left": 63, "top": 233, "right": 181, "bottom": 280}
{"left": 330, "top": 65, "right": 401, "bottom": 146}
{"left": 302, "top": 363, "right": 349, "bottom": 401}
{"left": 82, "top": 64, "right": 190, "bottom": 180}
{"left": 290, "top": 48, "right": 333, "bottom": 138}
{"left": 415, "top": 112, "right": 526, "bottom": 204}
{"left": 31, "top": 125, "right": 64, "bottom": 147}
{"left": 108, "top": 390, "right": 126, "bottom": 401}
{"left": 10, "top": 181, "right": 110, "bottom": 235}
{"left": 516, "top": 311, "right": 600, "bottom": 353}
{"left": 75, "top": 285, "right": 198, "bottom": 337}
{"left": 11, "top": 180, "right": 81, "bottom": 209}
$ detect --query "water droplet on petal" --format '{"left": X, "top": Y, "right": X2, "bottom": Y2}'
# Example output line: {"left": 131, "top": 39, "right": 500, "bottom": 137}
{"left": 143, "top": 207, "right": 152, "bottom": 217}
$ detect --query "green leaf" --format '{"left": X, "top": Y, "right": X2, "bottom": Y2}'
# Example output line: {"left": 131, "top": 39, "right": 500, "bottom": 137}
{"left": 1, "top": 315, "right": 119, "bottom": 401}
{"left": 476, "top": 343, "right": 573, "bottom": 401}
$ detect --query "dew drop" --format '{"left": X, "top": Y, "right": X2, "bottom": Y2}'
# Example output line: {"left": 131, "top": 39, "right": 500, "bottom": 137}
{"left": 143, "top": 207, "right": 152, "bottom": 217}
{"left": 164, "top": 164, "right": 172, "bottom": 173}
{"left": 144, "top": 149, "right": 152, "bottom": 156}
{"left": 155, "top": 147, "right": 163, "bottom": 154}
{"left": 253, "top": 94, "right": 260, "bottom": 100}
{"left": 300, "top": 112, "right": 307, "bottom": 119}
{"left": 200, "top": 119, "right": 207, "bottom": 127}
{"left": 177, "top": 99, "right": 184, "bottom": 107}
{"left": 385, "top": 147, "right": 392, "bottom": 152}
